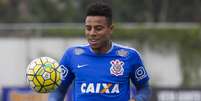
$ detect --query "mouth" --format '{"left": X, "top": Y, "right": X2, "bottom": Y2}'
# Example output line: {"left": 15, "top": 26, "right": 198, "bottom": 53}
{"left": 88, "top": 38, "right": 99, "bottom": 45}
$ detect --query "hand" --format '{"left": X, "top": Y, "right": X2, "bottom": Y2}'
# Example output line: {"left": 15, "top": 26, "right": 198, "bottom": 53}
{"left": 129, "top": 98, "right": 136, "bottom": 101}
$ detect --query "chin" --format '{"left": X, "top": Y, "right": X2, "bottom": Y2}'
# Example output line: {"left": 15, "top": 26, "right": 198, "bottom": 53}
{"left": 90, "top": 44, "right": 100, "bottom": 50}
{"left": 90, "top": 45, "right": 98, "bottom": 49}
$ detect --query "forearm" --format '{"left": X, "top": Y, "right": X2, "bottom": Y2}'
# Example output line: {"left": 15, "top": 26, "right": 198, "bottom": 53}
{"left": 48, "top": 88, "right": 66, "bottom": 101}
{"left": 134, "top": 83, "right": 152, "bottom": 101}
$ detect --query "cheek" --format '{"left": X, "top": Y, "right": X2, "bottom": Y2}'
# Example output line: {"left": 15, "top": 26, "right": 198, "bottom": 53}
{"left": 104, "top": 30, "right": 112, "bottom": 38}
{"left": 99, "top": 34, "right": 110, "bottom": 42}
{"left": 100, "top": 30, "right": 110, "bottom": 36}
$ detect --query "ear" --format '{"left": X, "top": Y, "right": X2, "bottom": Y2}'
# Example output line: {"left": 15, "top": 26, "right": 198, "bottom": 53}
{"left": 110, "top": 25, "right": 114, "bottom": 30}
{"left": 108, "top": 25, "right": 114, "bottom": 34}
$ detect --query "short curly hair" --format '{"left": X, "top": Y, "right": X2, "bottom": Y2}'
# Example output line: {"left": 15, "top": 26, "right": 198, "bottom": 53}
{"left": 86, "top": 2, "right": 112, "bottom": 25}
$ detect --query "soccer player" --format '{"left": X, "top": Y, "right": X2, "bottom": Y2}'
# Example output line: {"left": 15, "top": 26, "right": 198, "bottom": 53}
{"left": 49, "top": 2, "right": 151, "bottom": 101}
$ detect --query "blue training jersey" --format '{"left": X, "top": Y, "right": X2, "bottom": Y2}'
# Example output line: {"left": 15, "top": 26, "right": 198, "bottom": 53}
{"left": 53, "top": 43, "right": 149, "bottom": 101}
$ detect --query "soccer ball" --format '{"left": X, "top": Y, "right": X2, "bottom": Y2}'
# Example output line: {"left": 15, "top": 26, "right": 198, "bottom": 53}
{"left": 26, "top": 57, "right": 62, "bottom": 93}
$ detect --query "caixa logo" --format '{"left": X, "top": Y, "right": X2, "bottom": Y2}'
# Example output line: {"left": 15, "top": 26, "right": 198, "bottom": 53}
{"left": 81, "top": 83, "right": 119, "bottom": 94}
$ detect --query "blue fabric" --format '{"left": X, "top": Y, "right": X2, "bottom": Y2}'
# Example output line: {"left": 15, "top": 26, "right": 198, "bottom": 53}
{"left": 134, "top": 82, "right": 152, "bottom": 101}
{"left": 49, "top": 43, "right": 151, "bottom": 101}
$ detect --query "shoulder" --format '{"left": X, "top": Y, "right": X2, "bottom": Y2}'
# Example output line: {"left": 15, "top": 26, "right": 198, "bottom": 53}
{"left": 64, "top": 44, "right": 89, "bottom": 55}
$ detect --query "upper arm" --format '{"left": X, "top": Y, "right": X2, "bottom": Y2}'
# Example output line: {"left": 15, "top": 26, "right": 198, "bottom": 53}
{"left": 58, "top": 48, "right": 75, "bottom": 93}
{"left": 129, "top": 50, "right": 151, "bottom": 101}
{"left": 48, "top": 48, "right": 75, "bottom": 101}
{"left": 129, "top": 51, "right": 150, "bottom": 89}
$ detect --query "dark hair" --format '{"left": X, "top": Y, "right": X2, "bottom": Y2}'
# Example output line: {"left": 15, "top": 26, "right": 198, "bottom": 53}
{"left": 86, "top": 2, "right": 112, "bottom": 25}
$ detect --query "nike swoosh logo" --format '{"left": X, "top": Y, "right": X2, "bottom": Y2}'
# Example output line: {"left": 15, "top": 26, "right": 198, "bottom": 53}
{"left": 77, "top": 64, "right": 88, "bottom": 68}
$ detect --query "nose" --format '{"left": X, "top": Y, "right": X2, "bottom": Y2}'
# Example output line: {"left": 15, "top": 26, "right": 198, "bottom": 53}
{"left": 88, "top": 28, "right": 97, "bottom": 36}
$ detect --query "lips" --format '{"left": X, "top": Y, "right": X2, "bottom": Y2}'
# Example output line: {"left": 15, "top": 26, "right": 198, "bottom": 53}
{"left": 88, "top": 39, "right": 99, "bottom": 45}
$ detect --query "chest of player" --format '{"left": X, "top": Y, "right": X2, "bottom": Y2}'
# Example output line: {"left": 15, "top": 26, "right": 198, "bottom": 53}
{"left": 70, "top": 55, "right": 132, "bottom": 83}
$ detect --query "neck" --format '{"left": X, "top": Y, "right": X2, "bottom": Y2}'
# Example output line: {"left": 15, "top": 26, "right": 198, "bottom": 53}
{"left": 92, "top": 40, "right": 112, "bottom": 54}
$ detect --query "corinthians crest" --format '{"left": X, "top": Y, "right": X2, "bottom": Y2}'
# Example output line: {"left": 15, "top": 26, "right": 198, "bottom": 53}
{"left": 110, "top": 59, "right": 124, "bottom": 76}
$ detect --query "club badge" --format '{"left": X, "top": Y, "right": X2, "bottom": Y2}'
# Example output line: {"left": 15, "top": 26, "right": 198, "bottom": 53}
{"left": 110, "top": 59, "right": 124, "bottom": 76}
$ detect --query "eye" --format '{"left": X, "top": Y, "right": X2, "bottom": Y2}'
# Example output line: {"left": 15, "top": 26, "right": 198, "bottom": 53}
{"left": 85, "top": 26, "right": 91, "bottom": 31}
{"left": 95, "top": 26, "right": 104, "bottom": 31}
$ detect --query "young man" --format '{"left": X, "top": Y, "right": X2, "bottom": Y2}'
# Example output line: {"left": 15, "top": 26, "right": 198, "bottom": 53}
{"left": 49, "top": 2, "right": 151, "bottom": 101}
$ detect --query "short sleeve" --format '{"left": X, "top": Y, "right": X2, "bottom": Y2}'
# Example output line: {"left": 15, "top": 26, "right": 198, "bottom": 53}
{"left": 130, "top": 51, "right": 149, "bottom": 88}
{"left": 49, "top": 48, "right": 75, "bottom": 101}
{"left": 57, "top": 48, "right": 75, "bottom": 92}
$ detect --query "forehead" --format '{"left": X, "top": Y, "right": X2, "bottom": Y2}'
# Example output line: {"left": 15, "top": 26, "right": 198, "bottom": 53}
{"left": 85, "top": 16, "right": 108, "bottom": 25}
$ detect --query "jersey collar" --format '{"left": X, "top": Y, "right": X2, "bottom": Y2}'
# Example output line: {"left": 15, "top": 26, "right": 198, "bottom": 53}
{"left": 88, "top": 42, "right": 114, "bottom": 55}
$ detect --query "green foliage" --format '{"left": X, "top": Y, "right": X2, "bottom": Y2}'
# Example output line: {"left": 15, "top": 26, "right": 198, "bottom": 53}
{"left": 0, "top": 0, "right": 201, "bottom": 22}
{"left": 0, "top": 0, "right": 20, "bottom": 22}
{"left": 42, "top": 28, "right": 84, "bottom": 37}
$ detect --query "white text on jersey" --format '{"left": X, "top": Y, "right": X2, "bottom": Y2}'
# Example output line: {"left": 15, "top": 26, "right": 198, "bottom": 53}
{"left": 81, "top": 83, "right": 119, "bottom": 94}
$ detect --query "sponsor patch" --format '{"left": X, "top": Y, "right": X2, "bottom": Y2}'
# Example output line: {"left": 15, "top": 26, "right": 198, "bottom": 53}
{"left": 117, "top": 49, "right": 128, "bottom": 57}
{"left": 60, "top": 65, "right": 68, "bottom": 80}
{"left": 81, "top": 83, "right": 119, "bottom": 94}
{"left": 135, "top": 66, "right": 147, "bottom": 81}
{"left": 74, "top": 48, "right": 84, "bottom": 55}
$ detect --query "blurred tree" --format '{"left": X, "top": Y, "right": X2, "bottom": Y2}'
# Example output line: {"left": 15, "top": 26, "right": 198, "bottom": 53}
{"left": 167, "top": 0, "right": 201, "bottom": 22}
{"left": 193, "top": 0, "right": 201, "bottom": 22}
{"left": 112, "top": 0, "right": 146, "bottom": 22}
{"left": 144, "top": 0, "right": 154, "bottom": 22}
{"left": 158, "top": 0, "right": 169, "bottom": 22}
{"left": 0, "top": 0, "right": 201, "bottom": 22}
{"left": 18, "top": 0, "right": 30, "bottom": 21}
{"left": 29, "top": 0, "right": 83, "bottom": 22}
{"left": 30, "top": 0, "right": 65, "bottom": 22}
{"left": 0, "top": 0, "right": 19, "bottom": 22}
{"left": 0, "top": 0, "right": 8, "bottom": 21}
